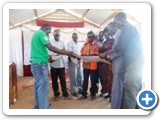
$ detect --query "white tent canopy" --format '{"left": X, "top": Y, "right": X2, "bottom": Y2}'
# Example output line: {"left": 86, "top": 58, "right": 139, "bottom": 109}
{"left": 9, "top": 9, "right": 141, "bottom": 30}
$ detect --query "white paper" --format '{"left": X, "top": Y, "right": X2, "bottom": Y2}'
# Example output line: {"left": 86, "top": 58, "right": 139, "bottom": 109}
{"left": 73, "top": 54, "right": 111, "bottom": 64}
{"left": 51, "top": 55, "right": 64, "bottom": 61}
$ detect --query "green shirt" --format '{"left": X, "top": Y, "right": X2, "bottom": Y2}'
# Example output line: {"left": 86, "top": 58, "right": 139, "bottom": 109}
{"left": 30, "top": 30, "right": 50, "bottom": 64}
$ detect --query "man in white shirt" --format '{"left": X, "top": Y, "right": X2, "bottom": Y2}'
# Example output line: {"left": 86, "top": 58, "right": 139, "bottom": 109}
{"left": 95, "top": 31, "right": 105, "bottom": 96}
{"left": 67, "top": 33, "right": 83, "bottom": 97}
{"left": 49, "top": 32, "right": 71, "bottom": 101}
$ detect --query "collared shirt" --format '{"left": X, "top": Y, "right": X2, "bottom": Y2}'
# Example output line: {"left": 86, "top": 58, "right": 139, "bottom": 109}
{"left": 81, "top": 41, "right": 99, "bottom": 70}
{"left": 49, "top": 39, "right": 65, "bottom": 68}
{"left": 67, "top": 40, "right": 80, "bottom": 64}
{"left": 109, "top": 30, "right": 121, "bottom": 60}
{"left": 95, "top": 38, "right": 105, "bottom": 48}
{"left": 30, "top": 30, "right": 50, "bottom": 64}
{"left": 114, "top": 22, "right": 144, "bottom": 67}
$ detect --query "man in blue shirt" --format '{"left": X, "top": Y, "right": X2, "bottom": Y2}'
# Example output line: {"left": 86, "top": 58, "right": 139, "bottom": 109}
{"left": 100, "top": 12, "right": 144, "bottom": 109}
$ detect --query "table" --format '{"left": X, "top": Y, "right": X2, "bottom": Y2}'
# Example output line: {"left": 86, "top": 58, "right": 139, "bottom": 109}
{"left": 9, "top": 62, "right": 18, "bottom": 104}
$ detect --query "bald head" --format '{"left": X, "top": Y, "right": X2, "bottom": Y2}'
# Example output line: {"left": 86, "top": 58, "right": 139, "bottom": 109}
{"left": 114, "top": 12, "right": 127, "bottom": 29}
{"left": 40, "top": 23, "right": 51, "bottom": 35}
{"left": 114, "top": 12, "right": 126, "bottom": 21}
{"left": 72, "top": 32, "right": 78, "bottom": 42}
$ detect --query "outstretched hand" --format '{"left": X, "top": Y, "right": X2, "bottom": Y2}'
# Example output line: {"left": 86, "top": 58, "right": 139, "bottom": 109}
{"left": 99, "top": 52, "right": 108, "bottom": 59}
{"left": 64, "top": 51, "right": 73, "bottom": 57}
{"left": 48, "top": 56, "right": 55, "bottom": 63}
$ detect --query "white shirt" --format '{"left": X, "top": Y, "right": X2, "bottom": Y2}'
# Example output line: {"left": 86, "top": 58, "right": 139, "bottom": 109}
{"left": 67, "top": 40, "right": 80, "bottom": 64}
{"left": 109, "top": 30, "right": 121, "bottom": 60}
{"left": 95, "top": 38, "right": 105, "bottom": 48}
{"left": 49, "top": 39, "right": 66, "bottom": 68}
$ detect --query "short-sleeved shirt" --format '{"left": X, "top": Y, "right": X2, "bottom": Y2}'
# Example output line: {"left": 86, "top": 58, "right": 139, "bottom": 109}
{"left": 81, "top": 41, "right": 99, "bottom": 70}
{"left": 30, "top": 30, "right": 50, "bottom": 64}
{"left": 67, "top": 40, "right": 80, "bottom": 64}
{"left": 49, "top": 39, "right": 65, "bottom": 68}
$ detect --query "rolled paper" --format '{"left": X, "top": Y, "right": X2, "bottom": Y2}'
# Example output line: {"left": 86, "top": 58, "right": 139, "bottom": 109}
{"left": 50, "top": 55, "right": 64, "bottom": 60}
{"left": 73, "top": 54, "right": 111, "bottom": 64}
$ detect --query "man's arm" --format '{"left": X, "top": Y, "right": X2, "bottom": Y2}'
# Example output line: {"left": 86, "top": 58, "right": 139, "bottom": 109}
{"left": 45, "top": 43, "right": 73, "bottom": 56}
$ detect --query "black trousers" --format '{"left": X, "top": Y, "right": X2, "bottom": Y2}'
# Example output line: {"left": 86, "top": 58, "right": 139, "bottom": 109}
{"left": 96, "top": 62, "right": 104, "bottom": 93}
{"left": 82, "top": 69, "right": 97, "bottom": 96}
{"left": 50, "top": 67, "right": 68, "bottom": 97}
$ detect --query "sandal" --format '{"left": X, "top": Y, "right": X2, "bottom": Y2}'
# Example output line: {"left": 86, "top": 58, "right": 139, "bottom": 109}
{"left": 98, "top": 93, "right": 104, "bottom": 97}
{"left": 64, "top": 95, "right": 72, "bottom": 100}
{"left": 77, "top": 95, "right": 87, "bottom": 101}
{"left": 53, "top": 97, "right": 59, "bottom": 101}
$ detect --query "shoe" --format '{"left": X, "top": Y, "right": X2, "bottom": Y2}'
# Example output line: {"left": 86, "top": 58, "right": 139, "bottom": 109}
{"left": 78, "top": 90, "right": 83, "bottom": 94}
{"left": 53, "top": 96, "right": 59, "bottom": 101}
{"left": 78, "top": 95, "right": 87, "bottom": 101}
{"left": 91, "top": 95, "right": 96, "bottom": 100}
{"left": 72, "top": 93, "right": 78, "bottom": 97}
{"left": 103, "top": 94, "right": 111, "bottom": 99}
{"left": 64, "top": 95, "right": 72, "bottom": 100}
{"left": 98, "top": 93, "right": 104, "bottom": 97}
{"left": 49, "top": 104, "right": 53, "bottom": 108}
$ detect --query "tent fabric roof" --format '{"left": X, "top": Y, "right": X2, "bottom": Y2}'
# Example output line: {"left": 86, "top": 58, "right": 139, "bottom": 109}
{"left": 9, "top": 9, "right": 140, "bottom": 29}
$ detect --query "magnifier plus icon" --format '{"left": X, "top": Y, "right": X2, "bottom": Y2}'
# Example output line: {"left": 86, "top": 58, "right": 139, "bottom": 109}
{"left": 142, "top": 93, "right": 153, "bottom": 105}
{"left": 137, "top": 90, "right": 158, "bottom": 110}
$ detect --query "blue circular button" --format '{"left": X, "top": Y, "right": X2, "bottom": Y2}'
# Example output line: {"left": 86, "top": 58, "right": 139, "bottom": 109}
{"left": 137, "top": 89, "right": 158, "bottom": 110}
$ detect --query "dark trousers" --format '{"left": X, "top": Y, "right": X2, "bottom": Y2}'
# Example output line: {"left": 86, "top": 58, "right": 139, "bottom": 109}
{"left": 50, "top": 67, "right": 68, "bottom": 97}
{"left": 82, "top": 69, "right": 97, "bottom": 96}
{"left": 97, "top": 62, "right": 104, "bottom": 93}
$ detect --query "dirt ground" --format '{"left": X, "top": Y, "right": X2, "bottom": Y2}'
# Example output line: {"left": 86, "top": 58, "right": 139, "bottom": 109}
{"left": 9, "top": 76, "right": 111, "bottom": 109}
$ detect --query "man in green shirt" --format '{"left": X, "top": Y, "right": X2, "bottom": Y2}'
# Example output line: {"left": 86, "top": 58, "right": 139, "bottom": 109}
{"left": 30, "top": 23, "right": 73, "bottom": 109}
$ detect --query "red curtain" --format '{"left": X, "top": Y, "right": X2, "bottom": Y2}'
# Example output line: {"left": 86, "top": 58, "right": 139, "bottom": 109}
{"left": 36, "top": 19, "right": 84, "bottom": 28}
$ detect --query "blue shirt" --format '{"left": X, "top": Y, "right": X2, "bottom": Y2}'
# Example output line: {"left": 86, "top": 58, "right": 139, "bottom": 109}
{"left": 114, "top": 22, "right": 144, "bottom": 67}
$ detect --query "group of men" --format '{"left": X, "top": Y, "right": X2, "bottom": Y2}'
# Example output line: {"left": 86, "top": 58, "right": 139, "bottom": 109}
{"left": 48, "top": 31, "right": 82, "bottom": 100}
{"left": 30, "top": 12, "right": 144, "bottom": 109}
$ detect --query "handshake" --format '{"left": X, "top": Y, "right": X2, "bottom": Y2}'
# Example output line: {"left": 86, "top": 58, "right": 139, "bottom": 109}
{"left": 64, "top": 51, "right": 77, "bottom": 58}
